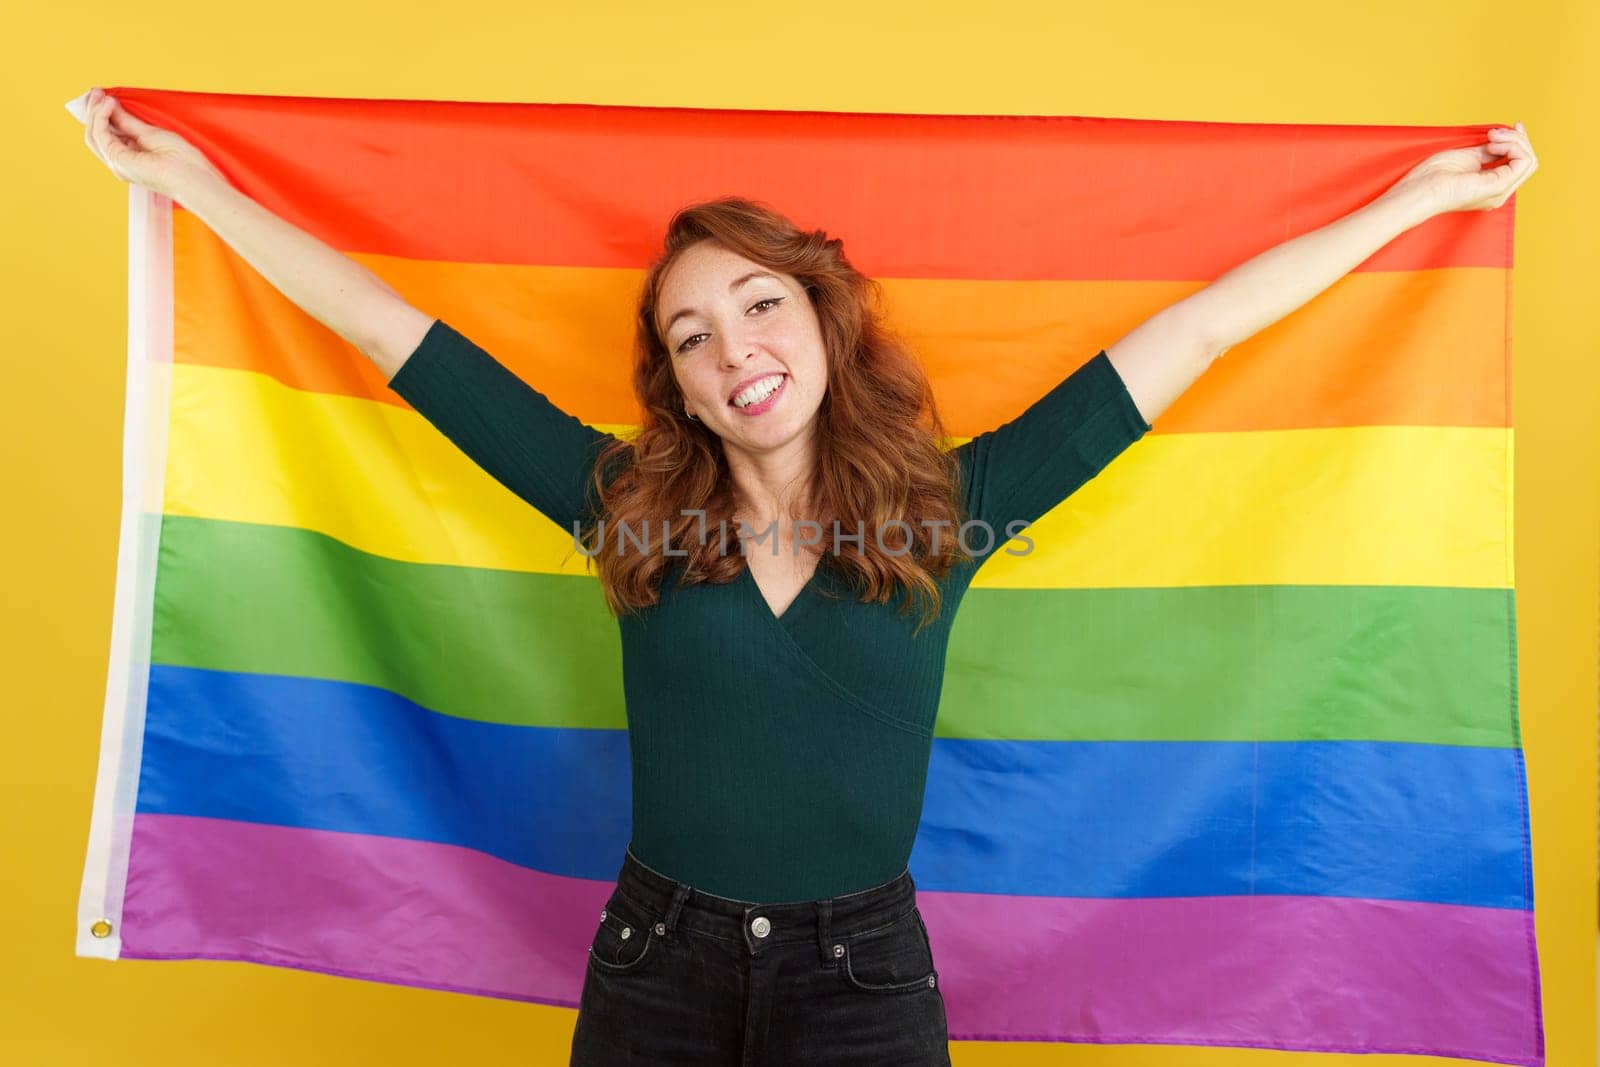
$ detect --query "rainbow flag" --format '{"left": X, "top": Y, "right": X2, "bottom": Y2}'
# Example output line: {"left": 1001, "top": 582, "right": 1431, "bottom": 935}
{"left": 74, "top": 88, "right": 1541, "bottom": 1064}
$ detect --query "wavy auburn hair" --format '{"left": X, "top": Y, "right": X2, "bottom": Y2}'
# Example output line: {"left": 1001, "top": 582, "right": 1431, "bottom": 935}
{"left": 577, "top": 196, "right": 971, "bottom": 633}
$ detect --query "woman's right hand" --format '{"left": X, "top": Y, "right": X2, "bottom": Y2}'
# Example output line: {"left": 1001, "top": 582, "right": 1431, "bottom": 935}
{"left": 80, "top": 88, "right": 228, "bottom": 199}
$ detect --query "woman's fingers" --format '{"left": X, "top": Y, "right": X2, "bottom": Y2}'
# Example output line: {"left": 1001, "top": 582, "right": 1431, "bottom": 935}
{"left": 1493, "top": 150, "right": 1535, "bottom": 200}
{"left": 107, "top": 105, "right": 144, "bottom": 145}
{"left": 108, "top": 98, "right": 157, "bottom": 137}
{"left": 89, "top": 104, "right": 116, "bottom": 164}
{"left": 1487, "top": 142, "right": 1519, "bottom": 165}
{"left": 1488, "top": 125, "right": 1534, "bottom": 159}
{"left": 91, "top": 96, "right": 121, "bottom": 163}
{"left": 82, "top": 95, "right": 103, "bottom": 158}
{"left": 1484, "top": 125, "right": 1537, "bottom": 193}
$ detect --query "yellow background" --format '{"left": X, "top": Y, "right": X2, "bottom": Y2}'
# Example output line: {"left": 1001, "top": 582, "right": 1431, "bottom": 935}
{"left": 4, "top": 1, "right": 1594, "bottom": 1063}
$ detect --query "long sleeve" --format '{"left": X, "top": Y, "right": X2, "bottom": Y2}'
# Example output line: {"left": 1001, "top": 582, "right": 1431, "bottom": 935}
{"left": 386, "top": 318, "right": 620, "bottom": 532}
{"left": 951, "top": 350, "right": 1152, "bottom": 566}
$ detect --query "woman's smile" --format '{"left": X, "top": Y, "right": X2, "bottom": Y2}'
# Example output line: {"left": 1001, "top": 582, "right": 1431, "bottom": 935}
{"left": 730, "top": 373, "right": 787, "bottom": 415}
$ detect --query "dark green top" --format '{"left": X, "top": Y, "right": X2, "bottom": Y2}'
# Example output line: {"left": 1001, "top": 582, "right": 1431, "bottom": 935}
{"left": 388, "top": 318, "right": 1152, "bottom": 903}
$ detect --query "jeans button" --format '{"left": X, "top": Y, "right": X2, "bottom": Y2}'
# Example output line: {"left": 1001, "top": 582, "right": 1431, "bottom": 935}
{"left": 750, "top": 916, "right": 771, "bottom": 938}
{"left": 654, "top": 922, "right": 666, "bottom": 936}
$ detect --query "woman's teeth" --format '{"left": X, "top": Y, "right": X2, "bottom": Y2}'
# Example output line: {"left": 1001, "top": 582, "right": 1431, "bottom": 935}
{"left": 732, "top": 374, "right": 784, "bottom": 408}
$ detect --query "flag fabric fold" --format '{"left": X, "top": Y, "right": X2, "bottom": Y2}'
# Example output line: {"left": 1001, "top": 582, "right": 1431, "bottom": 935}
{"left": 75, "top": 88, "right": 1541, "bottom": 1065}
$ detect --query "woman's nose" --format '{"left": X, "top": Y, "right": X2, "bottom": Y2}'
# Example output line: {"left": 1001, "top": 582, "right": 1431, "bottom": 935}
{"left": 719, "top": 336, "right": 755, "bottom": 366}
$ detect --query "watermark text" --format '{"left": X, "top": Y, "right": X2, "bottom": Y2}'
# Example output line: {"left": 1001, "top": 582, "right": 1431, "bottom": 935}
{"left": 572, "top": 510, "right": 1035, "bottom": 558}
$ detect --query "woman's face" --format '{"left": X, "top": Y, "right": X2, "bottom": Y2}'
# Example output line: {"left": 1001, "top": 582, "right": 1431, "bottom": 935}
{"left": 655, "top": 240, "right": 828, "bottom": 459}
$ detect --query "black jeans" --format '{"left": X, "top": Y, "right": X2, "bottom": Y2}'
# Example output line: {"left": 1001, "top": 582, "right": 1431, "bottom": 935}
{"left": 569, "top": 845, "right": 952, "bottom": 1065}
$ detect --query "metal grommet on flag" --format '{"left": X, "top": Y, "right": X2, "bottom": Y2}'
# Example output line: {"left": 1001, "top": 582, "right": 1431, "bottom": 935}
{"left": 89, "top": 919, "right": 113, "bottom": 939}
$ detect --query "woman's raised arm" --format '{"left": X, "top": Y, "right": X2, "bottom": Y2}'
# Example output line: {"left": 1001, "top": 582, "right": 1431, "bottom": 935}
{"left": 79, "top": 88, "right": 621, "bottom": 534}
{"left": 78, "top": 88, "right": 428, "bottom": 380}
{"left": 1105, "top": 124, "right": 1538, "bottom": 427}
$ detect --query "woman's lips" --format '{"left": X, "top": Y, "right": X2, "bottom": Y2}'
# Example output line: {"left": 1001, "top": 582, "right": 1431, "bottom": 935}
{"left": 729, "top": 374, "right": 786, "bottom": 416}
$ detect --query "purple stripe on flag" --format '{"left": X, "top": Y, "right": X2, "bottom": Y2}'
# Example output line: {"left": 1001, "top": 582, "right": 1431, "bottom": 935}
{"left": 919, "top": 890, "right": 1541, "bottom": 1065}
{"left": 121, "top": 813, "right": 603, "bottom": 1005}
{"left": 120, "top": 813, "right": 1541, "bottom": 1064}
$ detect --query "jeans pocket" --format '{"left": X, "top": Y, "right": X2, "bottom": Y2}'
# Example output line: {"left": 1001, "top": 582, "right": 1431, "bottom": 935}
{"left": 839, "top": 906, "right": 939, "bottom": 994}
{"left": 588, "top": 892, "right": 658, "bottom": 974}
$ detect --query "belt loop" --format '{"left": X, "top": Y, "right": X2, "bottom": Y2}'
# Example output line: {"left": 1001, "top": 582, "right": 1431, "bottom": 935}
{"left": 661, "top": 881, "right": 691, "bottom": 937}
{"left": 816, "top": 899, "right": 835, "bottom": 965}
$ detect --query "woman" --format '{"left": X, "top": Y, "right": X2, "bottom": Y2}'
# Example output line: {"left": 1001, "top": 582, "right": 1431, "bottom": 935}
{"left": 79, "top": 88, "right": 1536, "bottom": 1066}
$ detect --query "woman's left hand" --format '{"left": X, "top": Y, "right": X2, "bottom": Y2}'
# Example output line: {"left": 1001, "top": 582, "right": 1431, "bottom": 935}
{"left": 1385, "top": 122, "right": 1539, "bottom": 216}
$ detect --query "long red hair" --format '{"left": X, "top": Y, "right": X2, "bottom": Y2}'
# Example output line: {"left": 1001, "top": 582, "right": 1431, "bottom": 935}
{"left": 576, "top": 197, "right": 970, "bottom": 633}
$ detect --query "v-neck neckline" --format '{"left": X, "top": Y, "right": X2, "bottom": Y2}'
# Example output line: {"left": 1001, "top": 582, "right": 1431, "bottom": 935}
{"left": 743, "top": 554, "right": 825, "bottom": 628}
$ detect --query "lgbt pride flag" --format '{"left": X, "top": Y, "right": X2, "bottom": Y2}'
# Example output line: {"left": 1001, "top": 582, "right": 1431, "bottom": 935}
{"left": 74, "top": 89, "right": 1542, "bottom": 1064}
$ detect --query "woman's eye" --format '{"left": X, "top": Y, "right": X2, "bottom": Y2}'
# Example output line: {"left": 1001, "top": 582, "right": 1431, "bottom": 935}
{"left": 675, "top": 298, "right": 784, "bottom": 354}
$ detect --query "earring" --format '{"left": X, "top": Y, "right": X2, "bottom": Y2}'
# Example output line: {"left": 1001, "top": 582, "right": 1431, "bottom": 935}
{"left": 686, "top": 411, "right": 699, "bottom": 421}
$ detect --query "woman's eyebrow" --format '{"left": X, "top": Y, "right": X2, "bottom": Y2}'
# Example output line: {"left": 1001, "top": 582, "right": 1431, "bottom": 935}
{"left": 663, "top": 271, "right": 782, "bottom": 334}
